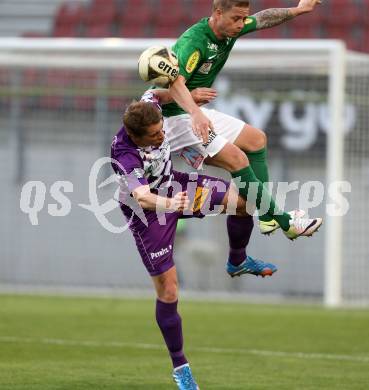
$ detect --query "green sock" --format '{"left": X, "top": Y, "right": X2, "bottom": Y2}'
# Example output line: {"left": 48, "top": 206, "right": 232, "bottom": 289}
{"left": 246, "top": 147, "right": 273, "bottom": 223}
{"left": 231, "top": 165, "right": 291, "bottom": 231}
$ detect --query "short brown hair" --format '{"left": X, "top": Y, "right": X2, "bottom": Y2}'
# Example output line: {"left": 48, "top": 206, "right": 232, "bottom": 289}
{"left": 213, "top": 0, "right": 250, "bottom": 12}
{"left": 123, "top": 101, "right": 162, "bottom": 137}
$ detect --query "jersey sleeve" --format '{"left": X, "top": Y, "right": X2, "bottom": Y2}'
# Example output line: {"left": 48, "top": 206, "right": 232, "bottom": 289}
{"left": 112, "top": 148, "right": 148, "bottom": 192}
{"left": 174, "top": 41, "right": 203, "bottom": 80}
{"left": 238, "top": 16, "right": 257, "bottom": 36}
{"left": 140, "top": 90, "right": 162, "bottom": 111}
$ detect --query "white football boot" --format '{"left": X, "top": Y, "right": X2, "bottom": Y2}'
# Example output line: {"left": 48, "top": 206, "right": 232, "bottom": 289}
{"left": 284, "top": 215, "right": 323, "bottom": 241}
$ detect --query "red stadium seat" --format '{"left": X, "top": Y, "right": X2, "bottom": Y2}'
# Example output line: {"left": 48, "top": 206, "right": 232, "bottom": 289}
{"left": 72, "top": 70, "right": 98, "bottom": 111}
{"left": 121, "top": 0, "right": 151, "bottom": 26}
{"left": 109, "top": 96, "right": 131, "bottom": 111}
{"left": 83, "top": 1, "right": 118, "bottom": 27}
{"left": 325, "top": 26, "right": 352, "bottom": 40}
{"left": 153, "top": 0, "right": 186, "bottom": 34}
{"left": 107, "top": 70, "right": 132, "bottom": 111}
{"left": 360, "top": 1, "right": 369, "bottom": 50}
{"left": 22, "top": 32, "right": 48, "bottom": 38}
{"left": 73, "top": 96, "right": 95, "bottom": 111}
{"left": 153, "top": 0, "right": 185, "bottom": 28}
{"left": 119, "top": 24, "right": 149, "bottom": 38}
{"left": 92, "top": 0, "right": 115, "bottom": 7}
{"left": 187, "top": 0, "right": 211, "bottom": 24}
{"left": 252, "top": 27, "right": 283, "bottom": 39}
{"left": 362, "top": 0, "right": 369, "bottom": 24}
{"left": 298, "top": 7, "right": 324, "bottom": 26}
{"left": 158, "top": 0, "right": 180, "bottom": 6}
{"left": 152, "top": 25, "right": 181, "bottom": 38}
{"left": 53, "top": 24, "right": 80, "bottom": 37}
{"left": 323, "top": 0, "right": 362, "bottom": 26}
{"left": 289, "top": 26, "right": 322, "bottom": 39}
{"left": 83, "top": 24, "right": 113, "bottom": 38}
{"left": 54, "top": 1, "right": 85, "bottom": 26}
{"left": 156, "top": 0, "right": 184, "bottom": 11}
{"left": 257, "top": 0, "right": 286, "bottom": 11}
{"left": 23, "top": 68, "right": 37, "bottom": 83}
{"left": 324, "top": 26, "right": 361, "bottom": 51}
{"left": 123, "top": 0, "right": 152, "bottom": 18}
{"left": 53, "top": 1, "right": 86, "bottom": 37}
{"left": 39, "top": 70, "right": 70, "bottom": 110}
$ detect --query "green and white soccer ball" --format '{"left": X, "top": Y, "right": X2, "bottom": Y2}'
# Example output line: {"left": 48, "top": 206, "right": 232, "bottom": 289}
{"left": 138, "top": 46, "right": 179, "bottom": 88}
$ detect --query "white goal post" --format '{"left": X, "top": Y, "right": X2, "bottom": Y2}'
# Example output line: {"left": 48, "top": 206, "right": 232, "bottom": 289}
{"left": 0, "top": 38, "right": 368, "bottom": 306}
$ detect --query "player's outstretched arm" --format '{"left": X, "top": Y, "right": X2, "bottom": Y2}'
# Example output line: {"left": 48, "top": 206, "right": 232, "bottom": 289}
{"left": 169, "top": 76, "right": 214, "bottom": 144}
{"left": 148, "top": 88, "right": 217, "bottom": 106}
{"left": 253, "top": 0, "right": 321, "bottom": 30}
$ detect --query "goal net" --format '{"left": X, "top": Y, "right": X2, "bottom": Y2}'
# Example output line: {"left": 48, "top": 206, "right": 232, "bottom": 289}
{"left": 0, "top": 38, "right": 368, "bottom": 306}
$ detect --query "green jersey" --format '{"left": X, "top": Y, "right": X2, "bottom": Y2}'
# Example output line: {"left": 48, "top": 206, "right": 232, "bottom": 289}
{"left": 162, "top": 16, "right": 257, "bottom": 117}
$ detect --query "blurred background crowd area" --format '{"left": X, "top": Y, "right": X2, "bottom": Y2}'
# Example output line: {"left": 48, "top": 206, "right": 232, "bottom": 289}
{"left": 1, "top": 0, "right": 369, "bottom": 52}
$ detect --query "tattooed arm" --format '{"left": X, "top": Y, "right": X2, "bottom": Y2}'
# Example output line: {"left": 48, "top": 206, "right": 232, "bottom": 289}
{"left": 253, "top": 0, "right": 322, "bottom": 30}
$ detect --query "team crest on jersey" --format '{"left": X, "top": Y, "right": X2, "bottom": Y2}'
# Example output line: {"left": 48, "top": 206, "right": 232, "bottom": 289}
{"left": 207, "top": 42, "right": 218, "bottom": 51}
{"left": 198, "top": 61, "right": 213, "bottom": 74}
{"left": 244, "top": 17, "right": 253, "bottom": 25}
{"left": 186, "top": 50, "right": 200, "bottom": 73}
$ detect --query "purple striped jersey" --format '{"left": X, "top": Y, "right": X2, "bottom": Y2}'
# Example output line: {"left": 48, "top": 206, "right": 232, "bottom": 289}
{"left": 111, "top": 91, "right": 173, "bottom": 215}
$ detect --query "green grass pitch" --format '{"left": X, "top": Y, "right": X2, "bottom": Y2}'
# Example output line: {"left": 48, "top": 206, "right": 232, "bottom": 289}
{"left": 0, "top": 294, "right": 368, "bottom": 389}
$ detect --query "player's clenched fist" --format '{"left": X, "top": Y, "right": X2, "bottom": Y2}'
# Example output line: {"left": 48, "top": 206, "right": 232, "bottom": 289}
{"left": 297, "top": 0, "right": 322, "bottom": 13}
{"left": 169, "top": 191, "right": 190, "bottom": 212}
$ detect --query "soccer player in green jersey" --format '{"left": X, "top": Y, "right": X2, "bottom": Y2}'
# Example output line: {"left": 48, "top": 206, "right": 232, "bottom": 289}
{"left": 162, "top": 0, "right": 323, "bottom": 246}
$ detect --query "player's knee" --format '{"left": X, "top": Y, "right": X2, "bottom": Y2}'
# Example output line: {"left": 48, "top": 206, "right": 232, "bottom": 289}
{"left": 250, "top": 130, "right": 267, "bottom": 151}
{"left": 259, "top": 130, "right": 267, "bottom": 149}
{"left": 157, "top": 281, "right": 178, "bottom": 303}
{"left": 206, "top": 143, "right": 248, "bottom": 171}
{"left": 261, "top": 131, "right": 268, "bottom": 148}
{"left": 227, "top": 148, "right": 248, "bottom": 171}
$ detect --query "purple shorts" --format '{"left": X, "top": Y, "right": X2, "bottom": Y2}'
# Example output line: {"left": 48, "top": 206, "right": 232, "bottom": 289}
{"left": 123, "top": 171, "right": 229, "bottom": 276}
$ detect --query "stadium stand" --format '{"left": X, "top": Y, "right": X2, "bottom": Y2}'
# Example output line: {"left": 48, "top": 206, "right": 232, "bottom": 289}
{"left": 0, "top": 0, "right": 68, "bottom": 37}
{"left": 83, "top": 0, "right": 119, "bottom": 28}
{"left": 152, "top": 0, "right": 188, "bottom": 37}
{"left": 53, "top": 1, "right": 86, "bottom": 37}
{"left": 186, "top": 0, "right": 212, "bottom": 24}
{"left": 1, "top": 0, "right": 367, "bottom": 114}
{"left": 2, "top": 0, "right": 369, "bottom": 113}
{"left": 1, "top": 0, "right": 368, "bottom": 114}
{"left": 25, "top": 0, "right": 362, "bottom": 51}
{"left": 3, "top": 0, "right": 364, "bottom": 54}
{"left": 118, "top": 0, "right": 152, "bottom": 37}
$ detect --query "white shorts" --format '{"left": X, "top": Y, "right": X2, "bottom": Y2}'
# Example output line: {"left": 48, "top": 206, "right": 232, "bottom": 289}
{"left": 163, "top": 107, "right": 245, "bottom": 169}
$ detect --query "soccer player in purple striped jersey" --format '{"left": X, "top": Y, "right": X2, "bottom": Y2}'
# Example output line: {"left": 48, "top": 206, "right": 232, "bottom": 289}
{"left": 163, "top": 0, "right": 323, "bottom": 241}
{"left": 111, "top": 91, "right": 277, "bottom": 389}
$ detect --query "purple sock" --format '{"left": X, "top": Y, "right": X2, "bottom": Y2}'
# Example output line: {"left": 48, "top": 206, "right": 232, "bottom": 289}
{"left": 227, "top": 215, "right": 254, "bottom": 266}
{"left": 156, "top": 299, "right": 188, "bottom": 368}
